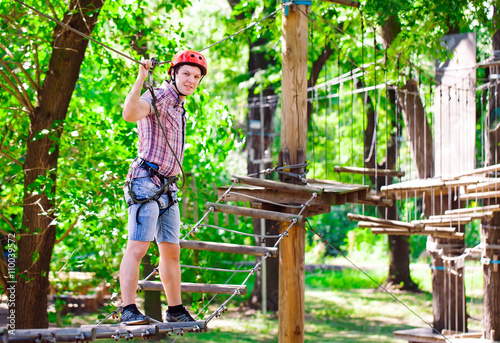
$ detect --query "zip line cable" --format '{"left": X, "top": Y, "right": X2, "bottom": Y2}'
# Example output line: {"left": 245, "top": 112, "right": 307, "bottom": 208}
{"left": 305, "top": 220, "right": 453, "bottom": 343}
{"left": 11, "top": 0, "right": 143, "bottom": 65}
{"left": 196, "top": 9, "right": 281, "bottom": 52}
{"left": 13, "top": 0, "right": 281, "bottom": 67}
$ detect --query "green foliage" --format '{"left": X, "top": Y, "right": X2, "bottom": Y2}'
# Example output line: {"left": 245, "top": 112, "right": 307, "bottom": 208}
{"left": 305, "top": 268, "right": 386, "bottom": 290}
{"left": 1, "top": 0, "right": 498, "bottom": 324}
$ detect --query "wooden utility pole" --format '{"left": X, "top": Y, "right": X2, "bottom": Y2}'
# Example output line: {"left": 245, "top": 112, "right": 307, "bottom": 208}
{"left": 279, "top": 2, "right": 309, "bottom": 342}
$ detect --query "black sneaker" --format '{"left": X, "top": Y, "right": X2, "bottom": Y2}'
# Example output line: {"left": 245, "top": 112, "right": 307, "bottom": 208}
{"left": 120, "top": 307, "right": 150, "bottom": 325}
{"left": 165, "top": 307, "right": 195, "bottom": 322}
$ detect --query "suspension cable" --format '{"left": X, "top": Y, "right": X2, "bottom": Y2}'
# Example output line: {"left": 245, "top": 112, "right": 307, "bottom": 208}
{"left": 305, "top": 220, "right": 453, "bottom": 343}
{"left": 12, "top": 0, "right": 144, "bottom": 65}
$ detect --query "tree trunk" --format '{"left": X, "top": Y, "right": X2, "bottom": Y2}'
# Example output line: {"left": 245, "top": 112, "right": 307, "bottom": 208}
{"left": 482, "top": 213, "right": 500, "bottom": 341}
{"left": 395, "top": 80, "right": 434, "bottom": 179}
{"left": 17, "top": 0, "right": 104, "bottom": 328}
{"left": 482, "top": 16, "right": 500, "bottom": 340}
{"left": 360, "top": 73, "right": 417, "bottom": 290}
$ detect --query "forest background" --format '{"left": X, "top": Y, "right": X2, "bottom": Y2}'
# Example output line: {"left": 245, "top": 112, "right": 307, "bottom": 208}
{"left": 0, "top": 0, "right": 496, "bottom": 332}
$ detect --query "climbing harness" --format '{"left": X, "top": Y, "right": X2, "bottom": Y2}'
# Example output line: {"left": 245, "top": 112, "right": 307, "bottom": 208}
{"left": 126, "top": 158, "right": 179, "bottom": 225}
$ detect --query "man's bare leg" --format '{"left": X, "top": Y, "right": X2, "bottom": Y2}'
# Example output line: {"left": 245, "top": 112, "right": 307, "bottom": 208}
{"left": 158, "top": 242, "right": 182, "bottom": 306}
{"left": 120, "top": 240, "right": 150, "bottom": 306}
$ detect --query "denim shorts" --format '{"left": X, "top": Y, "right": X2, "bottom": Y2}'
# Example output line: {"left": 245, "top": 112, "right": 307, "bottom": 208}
{"left": 124, "top": 177, "right": 180, "bottom": 244}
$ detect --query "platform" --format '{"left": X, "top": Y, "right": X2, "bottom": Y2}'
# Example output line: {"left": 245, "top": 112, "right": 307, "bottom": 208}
{"left": 394, "top": 328, "right": 484, "bottom": 343}
{"left": 218, "top": 177, "right": 376, "bottom": 218}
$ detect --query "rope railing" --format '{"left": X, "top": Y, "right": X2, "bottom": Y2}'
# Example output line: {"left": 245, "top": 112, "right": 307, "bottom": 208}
{"left": 225, "top": 191, "right": 305, "bottom": 208}
{"left": 204, "top": 192, "right": 318, "bottom": 324}
{"left": 200, "top": 224, "right": 282, "bottom": 239}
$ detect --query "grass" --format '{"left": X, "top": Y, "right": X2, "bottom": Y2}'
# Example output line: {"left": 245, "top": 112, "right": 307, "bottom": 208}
{"left": 59, "top": 261, "right": 484, "bottom": 342}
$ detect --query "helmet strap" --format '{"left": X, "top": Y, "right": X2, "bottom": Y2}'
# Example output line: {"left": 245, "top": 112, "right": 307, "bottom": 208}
{"left": 170, "top": 68, "right": 187, "bottom": 97}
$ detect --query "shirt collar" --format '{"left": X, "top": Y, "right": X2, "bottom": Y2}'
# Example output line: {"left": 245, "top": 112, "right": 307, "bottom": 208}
{"left": 161, "top": 80, "right": 183, "bottom": 105}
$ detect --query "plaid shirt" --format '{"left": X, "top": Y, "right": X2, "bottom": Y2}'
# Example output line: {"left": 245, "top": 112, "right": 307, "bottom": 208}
{"left": 127, "top": 82, "right": 185, "bottom": 184}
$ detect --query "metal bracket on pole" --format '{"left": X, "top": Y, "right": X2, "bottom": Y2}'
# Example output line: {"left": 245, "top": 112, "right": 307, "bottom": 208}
{"left": 284, "top": 0, "right": 312, "bottom": 16}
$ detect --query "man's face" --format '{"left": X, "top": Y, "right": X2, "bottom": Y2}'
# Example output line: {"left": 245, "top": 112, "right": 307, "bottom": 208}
{"left": 174, "top": 64, "right": 202, "bottom": 96}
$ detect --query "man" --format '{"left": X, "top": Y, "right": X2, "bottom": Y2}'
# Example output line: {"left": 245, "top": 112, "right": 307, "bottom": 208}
{"left": 119, "top": 50, "right": 207, "bottom": 325}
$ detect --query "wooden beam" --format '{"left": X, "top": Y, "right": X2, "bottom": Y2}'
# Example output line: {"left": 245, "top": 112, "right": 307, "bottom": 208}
{"left": 179, "top": 239, "right": 278, "bottom": 257}
{"left": 333, "top": 166, "right": 405, "bottom": 177}
{"left": 280, "top": 2, "right": 308, "bottom": 342}
{"left": 451, "top": 163, "right": 500, "bottom": 179}
{"left": 307, "top": 178, "right": 369, "bottom": 194}
{"left": 138, "top": 281, "right": 247, "bottom": 295}
{"left": 4, "top": 328, "right": 96, "bottom": 342}
{"left": 370, "top": 228, "right": 411, "bottom": 235}
{"left": 430, "top": 212, "right": 493, "bottom": 220}
{"left": 353, "top": 193, "right": 394, "bottom": 207}
{"left": 467, "top": 179, "right": 500, "bottom": 191}
{"left": 461, "top": 190, "right": 500, "bottom": 201}
{"left": 370, "top": 228, "right": 464, "bottom": 239}
{"left": 380, "top": 178, "right": 448, "bottom": 197}
{"left": 412, "top": 217, "right": 472, "bottom": 226}
{"left": 217, "top": 185, "right": 332, "bottom": 207}
{"left": 424, "top": 226, "right": 457, "bottom": 233}
{"left": 207, "top": 202, "right": 303, "bottom": 222}
{"left": 347, "top": 213, "right": 422, "bottom": 230}
{"left": 445, "top": 204, "right": 500, "bottom": 215}
{"left": 81, "top": 322, "right": 207, "bottom": 339}
{"left": 320, "top": 0, "right": 360, "bottom": 8}
{"left": 232, "top": 175, "right": 323, "bottom": 195}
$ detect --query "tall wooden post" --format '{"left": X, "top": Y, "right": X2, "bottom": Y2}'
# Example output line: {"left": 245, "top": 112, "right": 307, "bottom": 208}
{"left": 279, "top": 2, "right": 309, "bottom": 342}
{"left": 482, "top": 213, "right": 500, "bottom": 341}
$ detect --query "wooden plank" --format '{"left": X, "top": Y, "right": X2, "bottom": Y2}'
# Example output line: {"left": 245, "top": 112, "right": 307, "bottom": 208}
{"left": 217, "top": 185, "right": 333, "bottom": 206}
{"left": 450, "top": 163, "right": 500, "bottom": 179}
{"left": 333, "top": 166, "right": 405, "bottom": 177}
{"left": 370, "top": 228, "right": 411, "bottom": 235}
{"left": 138, "top": 281, "right": 247, "bottom": 295}
{"left": 394, "top": 328, "right": 484, "bottom": 342}
{"left": 460, "top": 190, "right": 500, "bottom": 201}
{"left": 353, "top": 193, "right": 394, "bottom": 207}
{"left": 5, "top": 328, "right": 96, "bottom": 342}
{"left": 81, "top": 322, "right": 207, "bottom": 339}
{"left": 207, "top": 202, "right": 302, "bottom": 222}
{"left": 380, "top": 178, "right": 449, "bottom": 198}
{"left": 370, "top": 228, "right": 464, "bottom": 239}
{"left": 467, "top": 179, "right": 500, "bottom": 192}
{"left": 443, "top": 176, "right": 489, "bottom": 187}
{"left": 433, "top": 232, "right": 464, "bottom": 239}
{"left": 307, "top": 178, "right": 369, "bottom": 194}
{"left": 445, "top": 204, "right": 500, "bottom": 215}
{"left": 424, "top": 226, "right": 457, "bottom": 233}
{"left": 357, "top": 221, "right": 408, "bottom": 230}
{"left": 428, "top": 214, "right": 472, "bottom": 220}
{"left": 347, "top": 213, "right": 421, "bottom": 230}
{"left": 232, "top": 175, "right": 323, "bottom": 195}
{"left": 430, "top": 212, "right": 493, "bottom": 220}
{"left": 394, "top": 327, "right": 448, "bottom": 342}
{"left": 179, "top": 239, "right": 278, "bottom": 257}
{"left": 412, "top": 217, "right": 472, "bottom": 226}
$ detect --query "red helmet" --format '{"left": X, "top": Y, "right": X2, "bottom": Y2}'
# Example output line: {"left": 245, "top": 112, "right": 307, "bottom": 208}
{"left": 168, "top": 49, "right": 207, "bottom": 76}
